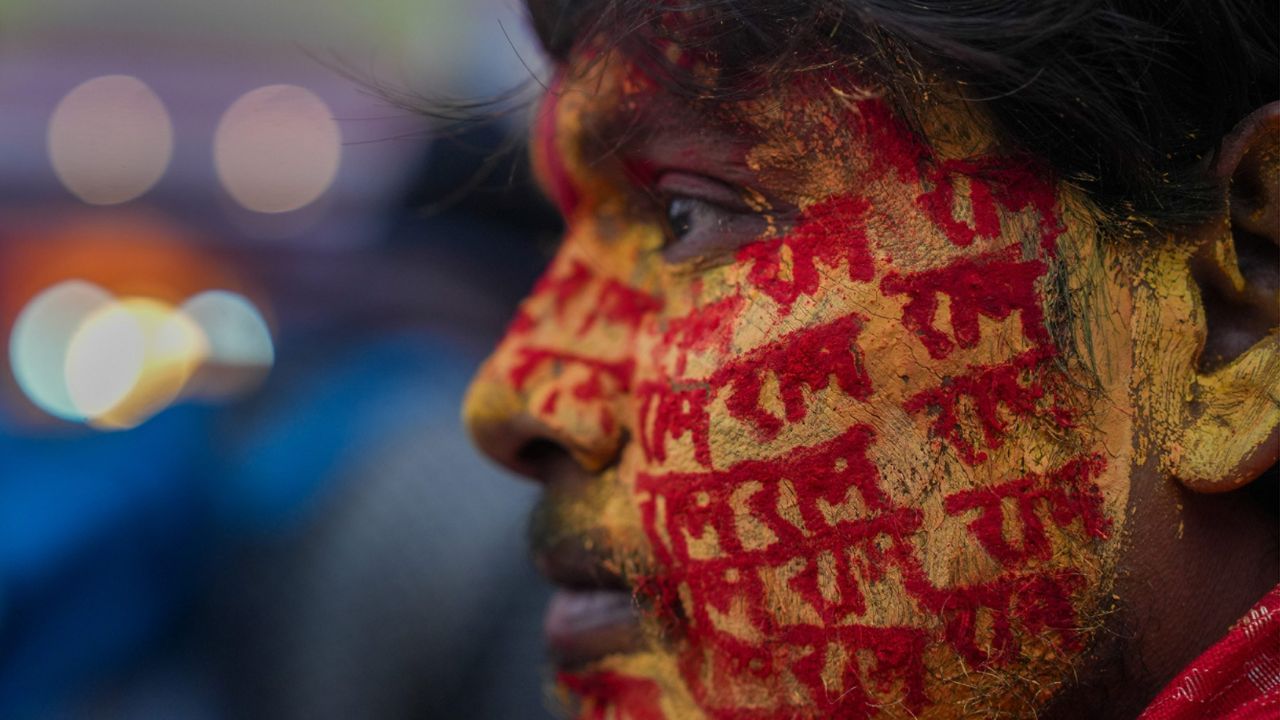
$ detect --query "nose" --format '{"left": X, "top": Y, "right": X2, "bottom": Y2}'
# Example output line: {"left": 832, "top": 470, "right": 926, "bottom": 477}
{"left": 465, "top": 399, "right": 575, "bottom": 482}
{"left": 464, "top": 247, "right": 656, "bottom": 482}
{"left": 463, "top": 324, "right": 631, "bottom": 483}
{"left": 464, "top": 363, "right": 629, "bottom": 484}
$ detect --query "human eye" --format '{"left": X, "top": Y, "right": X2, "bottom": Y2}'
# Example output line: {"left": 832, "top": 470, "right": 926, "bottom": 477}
{"left": 655, "top": 172, "right": 774, "bottom": 264}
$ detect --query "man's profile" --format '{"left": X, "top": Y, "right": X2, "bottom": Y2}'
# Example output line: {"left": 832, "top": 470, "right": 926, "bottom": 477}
{"left": 461, "top": 1, "right": 1279, "bottom": 718}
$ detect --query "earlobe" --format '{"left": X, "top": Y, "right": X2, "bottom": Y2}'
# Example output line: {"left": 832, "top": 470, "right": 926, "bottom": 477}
{"left": 1173, "top": 103, "right": 1280, "bottom": 493}
{"left": 1171, "top": 340, "right": 1280, "bottom": 493}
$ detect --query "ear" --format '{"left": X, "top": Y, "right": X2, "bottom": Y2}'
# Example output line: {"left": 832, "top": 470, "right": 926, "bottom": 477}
{"left": 1173, "top": 102, "right": 1280, "bottom": 493}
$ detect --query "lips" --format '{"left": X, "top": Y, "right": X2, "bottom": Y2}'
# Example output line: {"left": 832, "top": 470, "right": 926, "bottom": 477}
{"left": 536, "top": 535, "right": 646, "bottom": 666}
{"left": 545, "top": 589, "right": 644, "bottom": 666}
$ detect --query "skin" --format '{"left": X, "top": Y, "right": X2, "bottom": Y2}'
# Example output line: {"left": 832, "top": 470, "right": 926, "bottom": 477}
{"left": 463, "top": 47, "right": 1280, "bottom": 720}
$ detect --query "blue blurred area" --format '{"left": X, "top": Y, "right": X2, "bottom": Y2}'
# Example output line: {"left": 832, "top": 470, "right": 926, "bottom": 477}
{"left": 0, "top": 404, "right": 215, "bottom": 719}
{"left": 214, "top": 335, "right": 469, "bottom": 536}
{"left": 2, "top": 328, "right": 553, "bottom": 719}
{"left": 1, "top": 177, "right": 558, "bottom": 720}
{"left": 0, "top": 33, "right": 561, "bottom": 712}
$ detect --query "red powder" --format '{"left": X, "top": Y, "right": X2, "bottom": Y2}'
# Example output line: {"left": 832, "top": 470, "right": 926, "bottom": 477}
{"left": 907, "top": 453, "right": 1110, "bottom": 668}
{"left": 715, "top": 313, "right": 871, "bottom": 441}
{"left": 510, "top": 260, "right": 667, "bottom": 449}
{"left": 636, "top": 312, "right": 871, "bottom": 465}
{"left": 559, "top": 671, "right": 667, "bottom": 720}
{"left": 636, "top": 419, "right": 1110, "bottom": 716}
{"left": 944, "top": 454, "right": 1111, "bottom": 567}
{"left": 520, "top": 80, "right": 1095, "bottom": 717}
{"left": 737, "top": 195, "right": 874, "bottom": 312}
{"left": 506, "top": 308, "right": 536, "bottom": 336}
{"left": 981, "top": 159, "right": 1066, "bottom": 256}
{"left": 600, "top": 407, "right": 618, "bottom": 437}
{"left": 637, "top": 381, "right": 712, "bottom": 467}
{"left": 927, "top": 570, "right": 1087, "bottom": 667}
{"left": 905, "top": 347, "right": 1073, "bottom": 465}
{"left": 509, "top": 346, "right": 633, "bottom": 394}
{"left": 534, "top": 80, "right": 581, "bottom": 219}
{"left": 508, "top": 347, "right": 631, "bottom": 446}
{"left": 566, "top": 367, "right": 623, "bottom": 437}
{"left": 579, "top": 279, "right": 664, "bottom": 336}
{"left": 823, "top": 89, "right": 928, "bottom": 183}
{"left": 636, "top": 425, "right": 933, "bottom": 717}
{"left": 916, "top": 162, "right": 1002, "bottom": 248}
{"left": 881, "top": 245, "right": 1050, "bottom": 360}
{"left": 539, "top": 388, "right": 561, "bottom": 416}
{"left": 656, "top": 294, "right": 744, "bottom": 375}
{"left": 915, "top": 158, "right": 1064, "bottom": 254}
{"left": 787, "top": 624, "right": 930, "bottom": 713}
{"left": 529, "top": 259, "right": 594, "bottom": 320}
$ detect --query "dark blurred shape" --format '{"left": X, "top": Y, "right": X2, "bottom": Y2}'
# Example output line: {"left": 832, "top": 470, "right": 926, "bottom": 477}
{"left": 0, "top": 63, "right": 562, "bottom": 720}
{"left": 198, "top": 125, "right": 563, "bottom": 720}
{"left": 390, "top": 121, "right": 563, "bottom": 314}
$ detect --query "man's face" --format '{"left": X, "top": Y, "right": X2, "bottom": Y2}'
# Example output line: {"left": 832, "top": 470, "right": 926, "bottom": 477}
{"left": 465, "top": 52, "right": 1147, "bottom": 719}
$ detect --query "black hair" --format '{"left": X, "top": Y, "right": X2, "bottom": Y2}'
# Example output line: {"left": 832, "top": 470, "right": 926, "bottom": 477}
{"left": 525, "top": 0, "right": 1278, "bottom": 228}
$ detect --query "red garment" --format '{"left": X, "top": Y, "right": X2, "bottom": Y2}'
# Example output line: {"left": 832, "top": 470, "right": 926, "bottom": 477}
{"left": 1139, "top": 586, "right": 1280, "bottom": 720}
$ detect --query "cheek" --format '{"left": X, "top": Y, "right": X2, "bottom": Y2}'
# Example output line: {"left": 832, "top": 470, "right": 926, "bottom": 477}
{"left": 626, "top": 162, "right": 1119, "bottom": 716}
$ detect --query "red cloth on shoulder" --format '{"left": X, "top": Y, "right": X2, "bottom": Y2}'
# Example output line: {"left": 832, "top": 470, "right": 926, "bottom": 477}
{"left": 1139, "top": 585, "right": 1280, "bottom": 720}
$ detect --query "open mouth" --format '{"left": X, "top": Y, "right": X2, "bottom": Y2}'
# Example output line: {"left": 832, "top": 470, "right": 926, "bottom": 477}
{"left": 536, "top": 535, "right": 646, "bottom": 667}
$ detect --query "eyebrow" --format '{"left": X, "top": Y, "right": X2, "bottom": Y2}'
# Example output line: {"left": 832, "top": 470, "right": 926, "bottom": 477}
{"left": 530, "top": 81, "right": 675, "bottom": 216}
{"left": 534, "top": 92, "right": 774, "bottom": 238}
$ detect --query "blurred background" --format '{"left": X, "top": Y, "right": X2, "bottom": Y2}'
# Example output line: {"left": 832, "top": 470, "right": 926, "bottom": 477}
{"left": 0, "top": 0, "right": 562, "bottom": 718}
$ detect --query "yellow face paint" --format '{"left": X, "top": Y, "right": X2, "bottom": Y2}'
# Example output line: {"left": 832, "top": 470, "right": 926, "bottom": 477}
{"left": 463, "top": 50, "right": 1214, "bottom": 719}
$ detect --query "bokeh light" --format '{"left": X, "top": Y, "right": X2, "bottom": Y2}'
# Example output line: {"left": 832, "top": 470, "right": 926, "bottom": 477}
{"left": 64, "top": 301, "right": 147, "bottom": 419}
{"left": 182, "top": 290, "right": 274, "bottom": 397}
{"left": 64, "top": 297, "right": 208, "bottom": 430}
{"left": 9, "top": 279, "right": 273, "bottom": 428}
{"left": 9, "top": 280, "right": 115, "bottom": 422}
{"left": 47, "top": 75, "right": 174, "bottom": 205}
{"left": 213, "top": 84, "right": 342, "bottom": 214}
{"left": 182, "top": 290, "right": 273, "bottom": 367}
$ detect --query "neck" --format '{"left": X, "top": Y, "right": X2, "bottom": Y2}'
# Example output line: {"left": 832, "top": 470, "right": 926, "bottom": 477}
{"left": 1045, "top": 467, "right": 1279, "bottom": 719}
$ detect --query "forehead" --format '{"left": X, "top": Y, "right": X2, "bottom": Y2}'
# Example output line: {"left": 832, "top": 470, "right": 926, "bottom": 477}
{"left": 547, "top": 50, "right": 1065, "bottom": 295}
{"left": 554, "top": 50, "right": 1005, "bottom": 210}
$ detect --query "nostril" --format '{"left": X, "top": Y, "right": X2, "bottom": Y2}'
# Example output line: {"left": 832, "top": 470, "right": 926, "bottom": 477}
{"left": 468, "top": 404, "right": 589, "bottom": 483}
{"left": 517, "top": 437, "right": 568, "bottom": 475}
{"left": 513, "top": 435, "right": 595, "bottom": 486}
